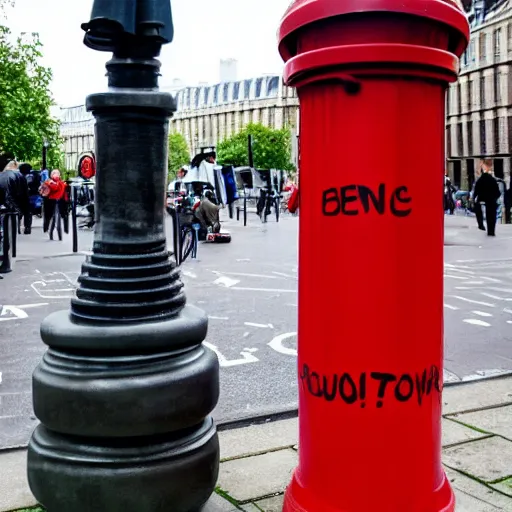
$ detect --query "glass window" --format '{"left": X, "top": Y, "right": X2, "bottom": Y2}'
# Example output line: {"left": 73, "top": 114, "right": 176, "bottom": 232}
{"left": 480, "top": 75, "right": 486, "bottom": 108}
{"left": 480, "top": 119, "right": 487, "bottom": 155}
{"left": 468, "top": 80, "right": 473, "bottom": 110}
{"left": 479, "top": 32, "right": 487, "bottom": 63}
{"left": 494, "top": 28, "right": 502, "bottom": 60}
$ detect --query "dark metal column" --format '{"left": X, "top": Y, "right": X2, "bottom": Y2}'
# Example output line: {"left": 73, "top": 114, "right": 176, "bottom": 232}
{"left": 27, "top": 2, "right": 220, "bottom": 511}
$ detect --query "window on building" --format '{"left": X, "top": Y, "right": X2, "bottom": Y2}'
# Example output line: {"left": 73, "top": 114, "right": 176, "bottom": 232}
{"left": 446, "top": 88, "right": 450, "bottom": 114}
{"left": 494, "top": 117, "right": 500, "bottom": 154}
{"left": 467, "top": 121, "right": 473, "bottom": 155}
{"left": 457, "top": 82, "right": 462, "bottom": 113}
{"left": 468, "top": 79, "right": 473, "bottom": 110}
{"left": 457, "top": 123, "right": 464, "bottom": 155}
{"left": 494, "top": 28, "right": 502, "bottom": 60}
{"left": 494, "top": 69, "right": 501, "bottom": 105}
{"left": 479, "top": 32, "right": 487, "bottom": 63}
{"left": 470, "top": 40, "right": 476, "bottom": 64}
{"left": 480, "top": 75, "right": 486, "bottom": 108}
{"left": 446, "top": 126, "right": 452, "bottom": 157}
{"left": 508, "top": 23, "right": 512, "bottom": 54}
{"left": 480, "top": 119, "right": 487, "bottom": 155}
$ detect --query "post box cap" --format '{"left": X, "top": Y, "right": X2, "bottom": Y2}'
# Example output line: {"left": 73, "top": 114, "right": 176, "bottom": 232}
{"left": 278, "top": 0, "right": 470, "bottom": 62}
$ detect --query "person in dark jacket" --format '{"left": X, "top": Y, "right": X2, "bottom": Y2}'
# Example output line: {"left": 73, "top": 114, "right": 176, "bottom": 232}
{"left": 474, "top": 168, "right": 501, "bottom": 236}
{"left": 0, "top": 161, "right": 29, "bottom": 221}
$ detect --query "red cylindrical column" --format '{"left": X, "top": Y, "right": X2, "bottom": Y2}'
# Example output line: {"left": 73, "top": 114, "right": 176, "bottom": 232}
{"left": 278, "top": 2, "right": 469, "bottom": 511}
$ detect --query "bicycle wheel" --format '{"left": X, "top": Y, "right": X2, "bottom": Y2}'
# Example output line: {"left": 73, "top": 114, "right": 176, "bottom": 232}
{"left": 181, "top": 226, "right": 195, "bottom": 263}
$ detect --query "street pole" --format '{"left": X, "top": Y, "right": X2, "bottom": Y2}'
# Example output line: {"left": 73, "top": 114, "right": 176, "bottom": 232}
{"left": 27, "top": 1, "right": 220, "bottom": 511}
{"left": 42, "top": 139, "right": 48, "bottom": 171}
{"left": 278, "top": 1, "right": 469, "bottom": 511}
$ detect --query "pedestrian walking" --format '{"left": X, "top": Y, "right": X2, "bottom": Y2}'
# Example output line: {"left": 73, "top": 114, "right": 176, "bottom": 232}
{"left": 0, "top": 160, "right": 29, "bottom": 222}
{"left": 474, "top": 164, "right": 501, "bottom": 237}
{"left": 41, "top": 170, "right": 69, "bottom": 241}
{"left": 18, "top": 163, "right": 35, "bottom": 234}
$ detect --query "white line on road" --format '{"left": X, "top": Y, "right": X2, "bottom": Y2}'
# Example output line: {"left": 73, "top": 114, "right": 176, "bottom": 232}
{"left": 463, "top": 281, "right": 485, "bottom": 285}
{"left": 214, "top": 271, "right": 278, "bottom": 279}
{"left": 444, "top": 304, "right": 459, "bottom": 310}
{"left": 272, "top": 271, "right": 297, "bottom": 279}
{"left": 463, "top": 319, "right": 491, "bottom": 327}
{"left": 213, "top": 276, "right": 240, "bottom": 288}
{"left": 231, "top": 287, "right": 296, "bottom": 293}
{"left": 480, "top": 292, "right": 512, "bottom": 302}
{"left": 268, "top": 332, "right": 297, "bottom": 357}
{"left": 182, "top": 271, "right": 197, "bottom": 279}
{"left": 472, "top": 311, "right": 493, "bottom": 317}
{"left": 504, "top": 308, "right": 512, "bottom": 315}
{"left": 244, "top": 322, "right": 274, "bottom": 329}
{"left": 444, "top": 275, "right": 469, "bottom": 280}
{"left": 451, "top": 296, "right": 495, "bottom": 307}
{"left": 447, "top": 268, "right": 476, "bottom": 275}
{"left": 479, "top": 276, "right": 503, "bottom": 283}
{"left": 16, "top": 303, "right": 49, "bottom": 309}
{"left": 208, "top": 316, "right": 229, "bottom": 321}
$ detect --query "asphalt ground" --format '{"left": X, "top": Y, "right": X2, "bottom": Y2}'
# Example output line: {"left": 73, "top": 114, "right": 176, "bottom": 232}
{"left": 0, "top": 212, "right": 511, "bottom": 449}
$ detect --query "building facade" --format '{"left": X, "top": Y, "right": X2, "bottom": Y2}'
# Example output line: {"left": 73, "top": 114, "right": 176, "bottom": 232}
{"left": 58, "top": 75, "right": 300, "bottom": 171}
{"left": 447, "top": 0, "right": 512, "bottom": 190}
{"left": 171, "top": 75, "right": 300, "bottom": 160}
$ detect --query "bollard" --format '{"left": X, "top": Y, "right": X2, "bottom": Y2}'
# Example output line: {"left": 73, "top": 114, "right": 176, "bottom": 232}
{"left": 278, "top": 1, "right": 469, "bottom": 511}
{"left": 27, "top": 1, "right": 220, "bottom": 511}
{"left": 71, "top": 186, "right": 78, "bottom": 253}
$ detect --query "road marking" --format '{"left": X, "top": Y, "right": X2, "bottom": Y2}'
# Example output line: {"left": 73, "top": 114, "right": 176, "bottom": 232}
{"left": 16, "top": 303, "right": 49, "bottom": 309}
{"left": 447, "top": 268, "right": 476, "bottom": 275}
{"left": 236, "top": 259, "right": 251, "bottom": 262}
{"left": 0, "top": 306, "right": 28, "bottom": 321}
{"left": 444, "top": 304, "right": 459, "bottom": 310}
{"left": 203, "top": 341, "right": 259, "bottom": 367}
{"left": 463, "top": 281, "right": 485, "bottom": 285}
{"left": 480, "top": 292, "right": 512, "bottom": 302}
{"left": 451, "top": 296, "right": 495, "bottom": 307}
{"left": 208, "top": 316, "right": 229, "bottom": 321}
{"left": 182, "top": 270, "right": 197, "bottom": 279}
{"left": 504, "top": 308, "right": 512, "bottom": 315}
{"left": 479, "top": 276, "right": 503, "bottom": 283}
{"left": 472, "top": 311, "right": 493, "bottom": 317}
{"left": 213, "top": 276, "right": 240, "bottom": 288}
{"left": 444, "top": 275, "right": 469, "bottom": 280}
{"left": 0, "top": 373, "right": 2, "bottom": 384}
{"left": 214, "top": 271, "right": 278, "bottom": 279}
{"left": 231, "top": 287, "right": 296, "bottom": 293}
{"left": 463, "top": 319, "right": 491, "bottom": 327}
{"left": 268, "top": 332, "right": 297, "bottom": 357}
{"left": 272, "top": 271, "right": 296, "bottom": 279}
{"left": 244, "top": 322, "right": 274, "bottom": 329}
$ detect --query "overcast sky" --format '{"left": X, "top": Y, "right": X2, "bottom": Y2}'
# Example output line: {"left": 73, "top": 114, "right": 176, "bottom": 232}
{"left": 7, "top": 0, "right": 291, "bottom": 107}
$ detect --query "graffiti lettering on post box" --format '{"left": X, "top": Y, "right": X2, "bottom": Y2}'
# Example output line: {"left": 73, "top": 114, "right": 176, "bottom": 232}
{"left": 299, "top": 364, "right": 441, "bottom": 408}
{"left": 322, "top": 185, "right": 412, "bottom": 217}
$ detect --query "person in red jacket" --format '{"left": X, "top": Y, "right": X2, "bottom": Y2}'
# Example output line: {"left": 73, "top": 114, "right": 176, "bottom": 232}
{"left": 42, "top": 170, "right": 69, "bottom": 240}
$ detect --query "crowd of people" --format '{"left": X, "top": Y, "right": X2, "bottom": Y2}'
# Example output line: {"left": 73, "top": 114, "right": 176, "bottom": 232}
{"left": 0, "top": 155, "right": 69, "bottom": 242}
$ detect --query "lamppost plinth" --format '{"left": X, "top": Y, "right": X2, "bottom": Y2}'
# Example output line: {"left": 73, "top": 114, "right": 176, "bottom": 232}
{"left": 27, "top": 2, "right": 220, "bottom": 511}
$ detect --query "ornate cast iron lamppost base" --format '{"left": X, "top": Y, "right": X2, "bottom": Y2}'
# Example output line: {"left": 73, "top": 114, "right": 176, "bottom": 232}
{"left": 27, "top": 2, "right": 220, "bottom": 511}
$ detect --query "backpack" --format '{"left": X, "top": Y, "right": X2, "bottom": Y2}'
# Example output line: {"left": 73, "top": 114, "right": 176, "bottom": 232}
{"left": 39, "top": 182, "right": 50, "bottom": 198}
{"left": 288, "top": 187, "right": 299, "bottom": 213}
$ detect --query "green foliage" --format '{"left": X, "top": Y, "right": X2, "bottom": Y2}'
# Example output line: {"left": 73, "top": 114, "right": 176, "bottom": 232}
{"left": 168, "top": 131, "right": 190, "bottom": 180}
{"left": 0, "top": 25, "right": 61, "bottom": 167}
{"left": 217, "top": 123, "right": 295, "bottom": 171}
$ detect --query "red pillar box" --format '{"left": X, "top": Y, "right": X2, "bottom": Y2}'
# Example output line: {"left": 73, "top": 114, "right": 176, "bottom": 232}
{"left": 278, "top": 1, "right": 469, "bottom": 511}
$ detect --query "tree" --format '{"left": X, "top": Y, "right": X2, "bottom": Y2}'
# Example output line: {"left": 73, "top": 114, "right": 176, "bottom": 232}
{"left": 217, "top": 123, "right": 295, "bottom": 171}
{"left": 0, "top": 21, "right": 61, "bottom": 167}
{"left": 168, "top": 132, "right": 190, "bottom": 180}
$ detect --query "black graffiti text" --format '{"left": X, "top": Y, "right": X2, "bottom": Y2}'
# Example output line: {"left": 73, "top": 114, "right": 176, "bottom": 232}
{"left": 322, "top": 184, "right": 412, "bottom": 218}
{"left": 300, "top": 364, "right": 441, "bottom": 408}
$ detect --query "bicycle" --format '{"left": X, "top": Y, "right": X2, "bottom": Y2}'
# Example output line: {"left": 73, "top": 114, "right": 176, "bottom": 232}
{"left": 257, "top": 188, "right": 280, "bottom": 223}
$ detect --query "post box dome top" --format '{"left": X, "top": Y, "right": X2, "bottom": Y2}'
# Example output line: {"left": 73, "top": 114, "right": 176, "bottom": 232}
{"left": 278, "top": 0, "right": 470, "bottom": 62}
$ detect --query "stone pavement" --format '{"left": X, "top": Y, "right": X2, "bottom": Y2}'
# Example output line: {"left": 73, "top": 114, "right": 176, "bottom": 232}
{"left": 2, "top": 377, "right": 511, "bottom": 511}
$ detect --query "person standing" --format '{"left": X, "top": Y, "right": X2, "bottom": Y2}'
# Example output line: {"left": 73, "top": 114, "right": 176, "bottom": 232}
{"left": 474, "top": 165, "right": 501, "bottom": 236}
{"left": 42, "top": 170, "right": 69, "bottom": 241}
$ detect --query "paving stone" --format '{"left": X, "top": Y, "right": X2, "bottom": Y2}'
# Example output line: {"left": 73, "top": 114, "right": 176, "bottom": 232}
{"left": 253, "top": 495, "right": 285, "bottom": 511}
{"left": 443, "top": 437, "right": 512, "bottom": 482}
{"left": 218, "top": 449, "right": 297, "bottom": 503}
{"left": 446, "top": 468, "right": 512, "bottom": 510}
{"left": 442, "top": 418, "right": 491, "bottom": 447}
{"left": 219, "top": 418, "right": 298, "bottom": 460}
{"left": 443, "top": 378, "right": 512, "bottom": 415}
{"left": 454, "top": 489, "right": 504, "bottom": 511}
{"left": 202, "top": 492, "right": 241, "bottom": 511}
{"left": 450, "top": 405, "right": 512, "bottom": 441}
{"left": 489, "top": 478, "right": 512, "bottom": 498}
{"left": 0, "top": 449, "right": 38, "bottom": 512}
